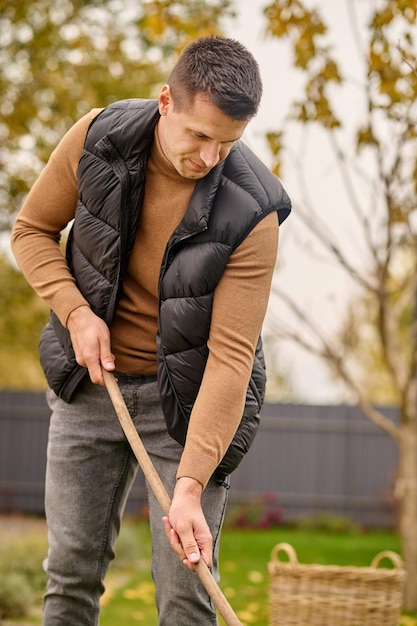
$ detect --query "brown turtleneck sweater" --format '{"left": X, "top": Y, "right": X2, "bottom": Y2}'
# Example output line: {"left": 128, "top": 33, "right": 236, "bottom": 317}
{"left": 11, "top": 109, "right": 279, "bottom": 488}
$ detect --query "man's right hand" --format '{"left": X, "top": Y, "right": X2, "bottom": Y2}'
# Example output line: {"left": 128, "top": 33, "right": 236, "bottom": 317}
{"left": 67, "top": 305, "right": 115, "bottom": 385}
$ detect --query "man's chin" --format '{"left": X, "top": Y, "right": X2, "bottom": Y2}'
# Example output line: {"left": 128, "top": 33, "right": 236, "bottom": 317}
{"left": 178, "top": 167, "right": 209, "bottom": 180}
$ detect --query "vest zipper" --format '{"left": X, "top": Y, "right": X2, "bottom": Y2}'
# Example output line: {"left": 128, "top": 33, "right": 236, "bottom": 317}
{"left": 158, "top": 222, "right": 208, "bottom": 404}
{"left": 158, "top": 222, "right": 208, "bottom": 298}
{"left": 157, "top": 222, "right": 208, "bottom": 427}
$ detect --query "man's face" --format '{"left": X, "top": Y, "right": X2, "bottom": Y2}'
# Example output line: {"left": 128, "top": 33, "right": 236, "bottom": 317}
{"left": 157, "top": 85, "right": 249, "bottom": 179}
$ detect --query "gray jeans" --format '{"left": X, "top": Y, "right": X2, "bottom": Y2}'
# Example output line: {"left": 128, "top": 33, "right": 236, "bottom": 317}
{"left": 43, "top": 374, "right": 229, "bottom": 625}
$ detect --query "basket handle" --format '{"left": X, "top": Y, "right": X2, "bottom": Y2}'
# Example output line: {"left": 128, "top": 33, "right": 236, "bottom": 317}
{"left": 371, "top": 550, "right": 404, "bottom": 570}
{"left": 270, "top": 542, "right": 298, "bottom": 564}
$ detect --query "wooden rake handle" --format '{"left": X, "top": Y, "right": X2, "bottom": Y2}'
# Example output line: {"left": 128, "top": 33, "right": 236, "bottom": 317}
{"left": 102, "top": 369, "right": 242, "bottom": 626}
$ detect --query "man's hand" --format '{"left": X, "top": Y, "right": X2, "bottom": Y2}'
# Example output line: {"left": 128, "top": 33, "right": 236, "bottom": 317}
{"left": 67, "top": 305, "right": 115, "bottom": 385}
{"left": 163, "top": 476, "right": 212, "bottom": 572}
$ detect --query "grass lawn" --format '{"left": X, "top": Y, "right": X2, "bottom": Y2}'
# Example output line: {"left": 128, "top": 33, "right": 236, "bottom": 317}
{"left": 99, "top": 519, "right": 414, "bottom": 626}
{"left": 1, "top": 515, "right": 416, "bottom": 626}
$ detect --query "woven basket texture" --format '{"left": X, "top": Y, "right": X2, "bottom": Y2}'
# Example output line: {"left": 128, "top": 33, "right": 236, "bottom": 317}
{"left": 268, "top": 543, "right": 406, "bottom": 626}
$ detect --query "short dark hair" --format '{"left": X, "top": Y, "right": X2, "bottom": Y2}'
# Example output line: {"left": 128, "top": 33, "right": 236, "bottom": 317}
{"left": 168, "top": 36, "right": 263, "bottom": 120}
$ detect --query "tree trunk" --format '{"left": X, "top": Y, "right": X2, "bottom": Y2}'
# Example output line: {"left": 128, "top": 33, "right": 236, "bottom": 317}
{"left": 395, "top": 423, "right": 417, "bottom": 610}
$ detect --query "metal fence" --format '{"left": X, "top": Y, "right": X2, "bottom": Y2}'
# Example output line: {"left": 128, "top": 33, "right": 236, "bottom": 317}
{"left": 0, "top": 390, "right": 399, "bottom": 527}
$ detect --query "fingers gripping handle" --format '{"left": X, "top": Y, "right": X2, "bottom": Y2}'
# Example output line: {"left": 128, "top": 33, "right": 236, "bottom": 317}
{"left": 102, "top": 369, "right": 242, "bottom": 626}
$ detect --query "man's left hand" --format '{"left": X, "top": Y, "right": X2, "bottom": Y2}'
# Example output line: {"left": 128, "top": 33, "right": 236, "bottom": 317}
{"left": 163, "top": 476, "right": 212, "bottom": 571}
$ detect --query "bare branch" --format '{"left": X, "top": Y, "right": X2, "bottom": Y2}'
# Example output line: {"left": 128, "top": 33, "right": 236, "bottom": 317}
{"left": 327, "top": 132, "right": 378, "bottom": 259}
{"left": 269, "top": 286, "right": 400, "bottom": 440}
{"left": 292, "top": 190, "right": 376, "bottom": 292}
{"left": 397, "top": 41, "right": 417, "bottom": 77}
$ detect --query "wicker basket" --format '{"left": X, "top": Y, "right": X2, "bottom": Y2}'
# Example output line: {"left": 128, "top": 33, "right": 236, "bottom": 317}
{"left": 268, "top": 542, "right": 406, "bottom": 626}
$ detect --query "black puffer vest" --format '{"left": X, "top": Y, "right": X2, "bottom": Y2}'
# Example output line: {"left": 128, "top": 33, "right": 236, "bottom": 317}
{"left": 39, "top": 99, "right": 291, "bottom": 479}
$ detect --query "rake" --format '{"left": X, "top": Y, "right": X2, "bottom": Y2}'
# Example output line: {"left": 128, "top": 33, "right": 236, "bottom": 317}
{"left": 102, "top": 369, "right": 242, "bottom": 626}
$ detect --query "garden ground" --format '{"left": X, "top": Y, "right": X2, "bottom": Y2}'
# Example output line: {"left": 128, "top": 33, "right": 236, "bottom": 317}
{"left": 1, "top": 514, "right": 416, "bottom": 626}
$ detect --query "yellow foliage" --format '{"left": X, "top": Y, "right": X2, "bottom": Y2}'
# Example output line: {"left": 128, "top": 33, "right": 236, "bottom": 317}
{"left": 0, "top": 0, "right": 232, "bottom": 225}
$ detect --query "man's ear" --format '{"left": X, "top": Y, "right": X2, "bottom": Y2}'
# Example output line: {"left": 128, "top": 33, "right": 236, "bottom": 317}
{"left": 158, "top": 84, "right": 172, "bottom": 116}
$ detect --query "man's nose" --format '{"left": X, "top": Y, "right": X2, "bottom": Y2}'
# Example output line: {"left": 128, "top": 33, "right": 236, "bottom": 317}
{"left": 200, "top": 143, "right": 220, "bottom": 168}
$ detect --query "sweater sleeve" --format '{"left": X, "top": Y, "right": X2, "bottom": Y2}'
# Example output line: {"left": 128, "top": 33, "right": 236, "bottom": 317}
{"left": 176, "top": 210, "right": 279, "bottom": 487}
{"left": 11, "top": 108, "right": 103, "bottom": 326}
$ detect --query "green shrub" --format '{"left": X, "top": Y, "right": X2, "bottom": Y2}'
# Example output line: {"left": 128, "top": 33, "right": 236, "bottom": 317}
{"left": 113, "top": 518, "right": 152, "bottom": 570}
{"left": 0, "top": 529, "right": 48, "bottom": 619}
{"left": 295, "top": 512, "right": 361, "bottom": 534}
{"left": 0, "top": 572, "right": 33, "bottom": 619}
{"left": 225, "top": 492, "right": 283, "bottom": 529}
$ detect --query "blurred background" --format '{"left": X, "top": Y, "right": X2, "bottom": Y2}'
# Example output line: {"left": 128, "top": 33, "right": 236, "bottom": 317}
{"left": 1, "top": 0, "right": 417, "bottom": 619}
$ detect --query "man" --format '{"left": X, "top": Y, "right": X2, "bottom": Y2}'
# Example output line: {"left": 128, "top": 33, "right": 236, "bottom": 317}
{"left": 12, "top": 36, "right": 291, "bottom": 625}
